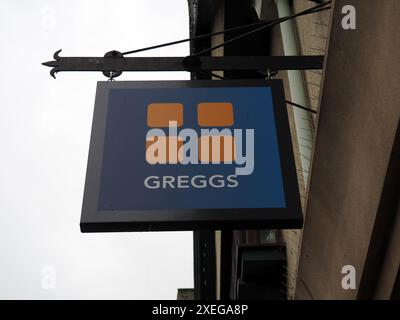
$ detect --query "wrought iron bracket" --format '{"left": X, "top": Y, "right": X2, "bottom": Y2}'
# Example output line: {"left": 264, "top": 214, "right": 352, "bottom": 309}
{"left": 42, "top": 50, "right": 324, "bottom": 79}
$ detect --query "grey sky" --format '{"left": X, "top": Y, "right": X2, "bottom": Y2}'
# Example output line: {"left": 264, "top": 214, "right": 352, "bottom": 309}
{"left": 0, "top": 0, "right": 193, "bottom": 299}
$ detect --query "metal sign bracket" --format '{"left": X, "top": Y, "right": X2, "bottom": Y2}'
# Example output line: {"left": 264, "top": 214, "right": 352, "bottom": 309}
{"left": 42, "top": 50, "right": 324, "bottom": 79}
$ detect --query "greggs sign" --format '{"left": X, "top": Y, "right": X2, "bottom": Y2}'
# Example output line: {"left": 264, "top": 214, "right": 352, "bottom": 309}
{"left": 80, "top": 80, "right": 302, "bottom": 232}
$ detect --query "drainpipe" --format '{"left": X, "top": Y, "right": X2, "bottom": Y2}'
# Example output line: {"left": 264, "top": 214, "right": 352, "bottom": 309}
{"left": 275, "top": 0, "right": 314, "bottom": 186}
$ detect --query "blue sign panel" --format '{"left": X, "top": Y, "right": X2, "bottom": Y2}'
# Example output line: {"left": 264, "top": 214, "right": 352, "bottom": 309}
{"left": 81, "top": 80, "right": 302, "bottom": 232}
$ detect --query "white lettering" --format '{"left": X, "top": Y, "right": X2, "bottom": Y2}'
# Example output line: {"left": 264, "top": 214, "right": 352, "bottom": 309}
{"left": 341, "top": 265, "right": 356, "bottom": 290}
{"left": 341, "top": 5, "right": 356, "bottom": 30}
{"left": 144, "top": 175, "right": 240, "bottom": 189}
{"left": 146, "top": 124, "right": 255, "bottom": 176}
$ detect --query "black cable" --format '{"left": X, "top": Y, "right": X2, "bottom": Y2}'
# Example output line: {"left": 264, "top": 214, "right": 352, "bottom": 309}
{"left": 122, "top": 1, "right": 329, "bottom": 115}
{"left": 285, "top": 100, "right": 317, "bottom": 114}
{"left": 122, "top": 1, "right": 331, "bottom": 56}
{"left": 192, "top": 2, "right": 331, "bottom": 56}
{"left": 122, "top": 19, "right": 280, "bottom": 55}
{"left": 198, "top": 70, "right": 318, "bottom": 114}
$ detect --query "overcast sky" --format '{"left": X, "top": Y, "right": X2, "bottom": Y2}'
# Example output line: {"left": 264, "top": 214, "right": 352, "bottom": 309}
{"left": 0, "top": 0, "right": 193, "bottom": 299}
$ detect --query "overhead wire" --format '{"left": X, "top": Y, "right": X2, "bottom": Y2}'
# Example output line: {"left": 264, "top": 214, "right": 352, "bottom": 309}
{"left": 122, "top": 1, "right": 331, "bottom": 56}
{"left": 200, "top": 71, "right": 318, "bottom": 114}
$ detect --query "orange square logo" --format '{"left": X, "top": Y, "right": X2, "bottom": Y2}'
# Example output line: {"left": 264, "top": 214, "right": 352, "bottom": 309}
{"left": 197, "top": 102, "right": 234, "bottom": 127}
{"left": 147, "top": 103, "right": 183, "bottom": 128}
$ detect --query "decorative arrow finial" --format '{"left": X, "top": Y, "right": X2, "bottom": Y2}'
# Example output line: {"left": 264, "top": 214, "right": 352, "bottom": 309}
{"left": 42, "top": 49, "right": 62, "bottom": 79}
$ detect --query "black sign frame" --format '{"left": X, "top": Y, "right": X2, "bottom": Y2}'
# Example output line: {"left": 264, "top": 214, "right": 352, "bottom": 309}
{"left": 80, "top": 80, "right": 302, "bottom": 232}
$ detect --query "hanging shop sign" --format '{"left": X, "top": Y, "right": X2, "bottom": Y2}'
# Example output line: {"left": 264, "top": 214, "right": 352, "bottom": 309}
{"left": 80, "top": 80, "right": 302, "bottom": 232}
